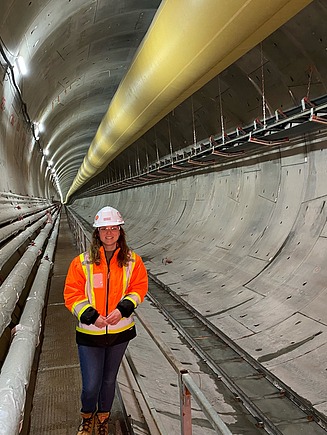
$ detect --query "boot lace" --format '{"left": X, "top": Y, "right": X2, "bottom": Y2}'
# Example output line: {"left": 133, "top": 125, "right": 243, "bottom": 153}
{"left": 96, "top": 416, "right": 109, "bottom": 435}
{"left": 78, "top": 415, "right": 93, "bottom": 434}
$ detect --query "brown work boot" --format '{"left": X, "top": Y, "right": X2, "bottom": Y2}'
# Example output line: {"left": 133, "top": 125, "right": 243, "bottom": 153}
{"left": 77, "top": 412, "right": 94, "bottom": 435}
{"left": 94, "top": 412, "right": 110, "bottom": 435}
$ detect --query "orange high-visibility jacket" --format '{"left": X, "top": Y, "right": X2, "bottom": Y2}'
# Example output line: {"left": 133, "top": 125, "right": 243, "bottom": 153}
{"left": 64, "top": 246, "right": 148, "bottom": 335}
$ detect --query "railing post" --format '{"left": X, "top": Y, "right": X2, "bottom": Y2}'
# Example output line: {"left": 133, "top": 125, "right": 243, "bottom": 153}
{"left": 179, "top": 370, "right": 192, "bottom": 435}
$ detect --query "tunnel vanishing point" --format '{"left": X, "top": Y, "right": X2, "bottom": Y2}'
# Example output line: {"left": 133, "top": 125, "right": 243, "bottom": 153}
{"left": 1, "top": 0, "right": 327, "bottom": 433}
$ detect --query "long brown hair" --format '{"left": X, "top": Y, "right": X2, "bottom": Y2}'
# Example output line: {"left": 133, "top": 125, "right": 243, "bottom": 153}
{"left": 89, "top": 227, "right": 130, "bottom": 267}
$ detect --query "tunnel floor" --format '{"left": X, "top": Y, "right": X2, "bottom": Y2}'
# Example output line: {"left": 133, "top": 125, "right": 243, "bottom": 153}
{"left": 27, "top": 210, "right": 81, "bottom": 433}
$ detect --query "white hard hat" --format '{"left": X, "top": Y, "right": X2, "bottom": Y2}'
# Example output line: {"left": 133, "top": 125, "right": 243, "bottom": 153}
{"left": 93, "top": 206, "right": 124, "bottom": 227}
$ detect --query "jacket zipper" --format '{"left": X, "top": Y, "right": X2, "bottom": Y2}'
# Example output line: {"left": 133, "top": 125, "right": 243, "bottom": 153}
{"left": 105, "top": 264, "right": 110, "bottom": 334}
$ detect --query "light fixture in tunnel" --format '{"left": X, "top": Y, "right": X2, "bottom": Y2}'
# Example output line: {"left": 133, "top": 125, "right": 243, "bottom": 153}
{"left": 36, "top": 122, "right": 44, "bottom": 134}
{"left": 33, "top": 122, "right": 44, "bottom": 140}
{"left": 16, "top": 56, "right": 27, "bottom": 76}
{"left": 34, "top": 123, "right": 40, "bottom": 140}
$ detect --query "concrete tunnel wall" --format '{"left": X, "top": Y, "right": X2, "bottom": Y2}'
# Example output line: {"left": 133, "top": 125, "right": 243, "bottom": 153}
{"left": 2, "top": 0, "right": 327, "bottom": 428}
{"left": 0, "top": 103, "right": 56, "bottom": 199}
{"left": 70, "top": 130, "right": 327, "bottom": 417}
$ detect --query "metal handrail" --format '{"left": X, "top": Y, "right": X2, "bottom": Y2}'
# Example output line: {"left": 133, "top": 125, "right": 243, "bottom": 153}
{"left": 66, "top": 207, "right": 92, "bottom": 251}
{"left": 134, "top": 311, "right": 232, "bottom": 435}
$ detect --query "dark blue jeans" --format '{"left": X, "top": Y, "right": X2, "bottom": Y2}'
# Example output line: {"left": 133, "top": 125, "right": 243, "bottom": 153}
{"left": 78, "top": 341, "right": 129, "bottom": 413}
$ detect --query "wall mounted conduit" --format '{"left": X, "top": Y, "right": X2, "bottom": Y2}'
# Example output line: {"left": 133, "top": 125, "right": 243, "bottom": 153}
{"left": 0, "top": 192, "right": 52, "bottom": 226}
{"left": 65, "top": 0, "right": 313, "bottom": 202}
{"left": 0, "top": 210, "right": 59, "bottom": 337}
{"left": 0, "top": 209, "right": 52, "bottom": 246}
{"left": 0, "top": 216, "right": 60, "bottom": 435}
{"left": 0, "top": 214, "right": 50, "bottom": 269}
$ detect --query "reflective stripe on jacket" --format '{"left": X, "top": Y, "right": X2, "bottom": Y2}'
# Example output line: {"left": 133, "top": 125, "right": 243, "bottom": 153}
{"left": 64, "top": 246, "right": 148, "bottom": 335}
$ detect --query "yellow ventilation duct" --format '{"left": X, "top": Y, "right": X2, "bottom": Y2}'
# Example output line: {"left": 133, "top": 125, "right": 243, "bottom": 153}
{"left": 65, "top": 0, "right": 312, "bottom": 202}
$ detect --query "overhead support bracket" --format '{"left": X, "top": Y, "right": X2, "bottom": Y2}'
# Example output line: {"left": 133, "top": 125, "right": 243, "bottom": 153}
{"left": 212, "top": 149, "right": 245, "bottom": 157}
{"left": 253, "top": 118, "right": 265, "bottom": 130}
{"left": 172, "top": 164, "right": 192, "bottom": 171}
{"left": 75, "top": 93, "right": 327, "bottom": 199}
{"left": 136, "top": 176, "right": 152, "bottom": 182}
{"left": 301, "top": 96, "right": 316, "bottom": 110}
{"left": 157, "top": 169, "right": 173, "bottom": 175}
{"left": 248, "top": 135, "right": 290, "bottom": 146}
{"left": 275, "top": 108, "right": 288, "bottom": 121}
{"left": 209, "top": 135, "right": 246, "bottom": 157}
{"left": 146, "top": 174, "right": 162, "bottom": 178}
{"left": 187, "top": 159, "right": 216, "bottom": 166}
{"left": 236, "top": 126, "right": 247, "bottom": 136}
{"left": 310, "top": 114, "right": 327, "bottom": 125}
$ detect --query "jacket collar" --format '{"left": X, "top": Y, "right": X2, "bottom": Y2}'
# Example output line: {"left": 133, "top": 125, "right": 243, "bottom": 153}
{"left": 99, "top": 245, "right": 120, "bottom": 262}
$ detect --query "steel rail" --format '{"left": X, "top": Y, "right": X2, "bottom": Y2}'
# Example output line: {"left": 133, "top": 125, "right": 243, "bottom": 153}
{"left": 149, "top": 272, "right": 327, "bottom": 428}
{"left": 133, "top": 311, "right": 232, "bottom": 435}
{"left": 147, "top": 272, "right": 327, "bottom": 435}
{"left": 146, "top": 278, "right": 280, "bottom": 435}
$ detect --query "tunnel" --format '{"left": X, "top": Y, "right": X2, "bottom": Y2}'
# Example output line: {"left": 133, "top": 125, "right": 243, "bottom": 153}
{"left": 1, "top": 0, "right": 327, "bottom": 434}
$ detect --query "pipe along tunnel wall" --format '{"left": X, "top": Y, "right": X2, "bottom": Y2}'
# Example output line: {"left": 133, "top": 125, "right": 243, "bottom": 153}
{"left": 0, "top": 198, "right": 59, "bottom": 433}
{"left": 70, "top": 131, "right": 327, "bottom": 418}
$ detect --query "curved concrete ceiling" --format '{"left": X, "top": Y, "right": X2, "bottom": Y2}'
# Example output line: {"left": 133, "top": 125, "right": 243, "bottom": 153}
{"left": 2, "top": 0, "right": 324, "bottom": 203}
{"left": 1, "top": 0, "right": 161, "bottom": 200}
{"left": 65, "top": 0, "right": 313, "bottom": 201}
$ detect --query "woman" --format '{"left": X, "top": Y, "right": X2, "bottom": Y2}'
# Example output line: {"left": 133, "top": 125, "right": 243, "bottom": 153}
{"left": 64, "top": 206, "right": 148, "bottom": 435}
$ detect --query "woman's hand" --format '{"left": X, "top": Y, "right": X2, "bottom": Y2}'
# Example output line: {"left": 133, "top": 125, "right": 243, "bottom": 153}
{"left": 106, "top": 309, "right": 122, "bottom": 325}
{"left": 94, "top": 315, "right": 108, "bottom": 328}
